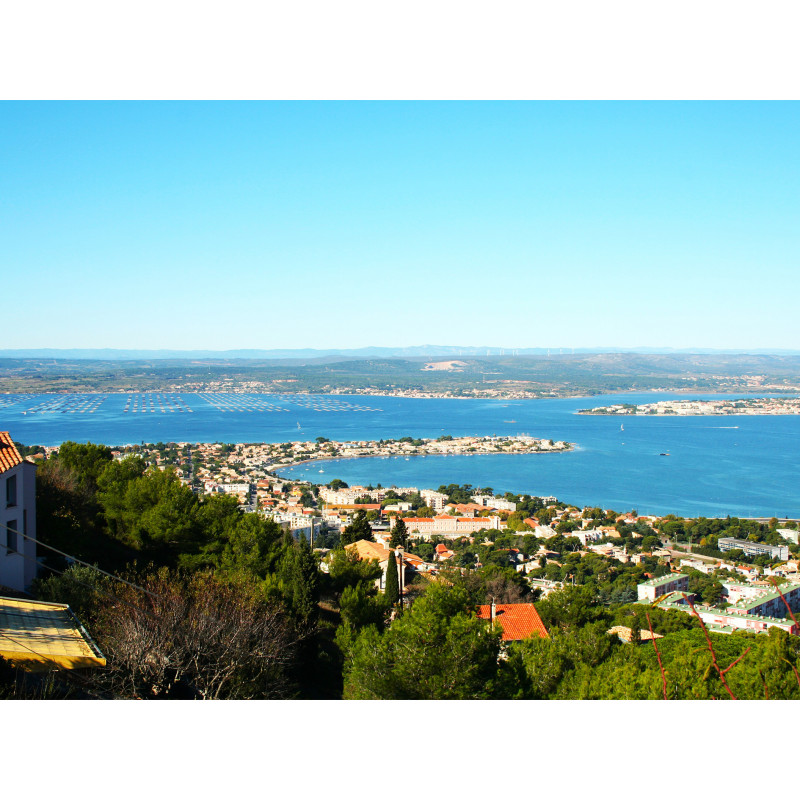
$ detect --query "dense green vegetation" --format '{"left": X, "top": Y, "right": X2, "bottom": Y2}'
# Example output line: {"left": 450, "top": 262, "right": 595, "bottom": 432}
{"left": 5, "top": 440, "right": 800, "bottom": 700}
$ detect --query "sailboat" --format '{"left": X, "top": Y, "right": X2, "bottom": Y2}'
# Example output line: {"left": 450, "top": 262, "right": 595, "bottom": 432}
{"left": 620, "top": 423, "right": 624, "bottom": 432}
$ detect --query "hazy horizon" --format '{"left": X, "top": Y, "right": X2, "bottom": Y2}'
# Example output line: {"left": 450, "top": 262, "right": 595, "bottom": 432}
{"left": 5, "top": 344, "right": 800, "bottom": 360}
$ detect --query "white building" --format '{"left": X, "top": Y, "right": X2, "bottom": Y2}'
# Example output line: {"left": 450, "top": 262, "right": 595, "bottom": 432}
{"left": 0, "top": 433, "right": 37, "bottom": 593}
{"left": 420, "top": 490, "right": 448, "bottom": 511}
{"left": 473, "top": 494, "right": 517, "bottom": 512}
{"left": 777, "top": 528, "right": 800, "bottom": 545}
{"left": 393, "top": 513, "right": 502, "bottom": 540}
{"left": 637, "top": 573, "right": 689, "bottom": 603}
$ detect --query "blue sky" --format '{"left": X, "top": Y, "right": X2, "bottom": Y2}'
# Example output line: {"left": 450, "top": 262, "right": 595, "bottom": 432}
{"left": 3, "top": 101, "right": 799, "bottom": 351}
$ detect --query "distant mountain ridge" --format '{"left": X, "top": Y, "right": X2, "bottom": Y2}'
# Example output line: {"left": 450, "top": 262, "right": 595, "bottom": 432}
{"left": 4, "top": 346, "right": 800, "bottom": 361}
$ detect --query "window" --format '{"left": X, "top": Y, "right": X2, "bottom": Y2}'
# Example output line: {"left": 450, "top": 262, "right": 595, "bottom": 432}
{"left": 6, "top": 474, "right": 16, "bottom": 507}
{"left": 6, "top": 519, "right": 17, "bottom": 554}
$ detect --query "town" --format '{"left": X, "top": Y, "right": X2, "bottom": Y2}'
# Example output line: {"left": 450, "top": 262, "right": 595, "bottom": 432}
{"left": 3, "top": 431, "right": 800, "bottom": 701}
{"left": 578, "top": 396, "right": 800, "bottom": 416}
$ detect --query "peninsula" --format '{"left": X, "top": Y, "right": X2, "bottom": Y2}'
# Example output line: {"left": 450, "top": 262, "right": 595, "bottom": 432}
{"left": 577, "top": 396, "right": 800, "bottom": 416}
{"left": 105, "top": 434, "right": 574, "bottom": 493}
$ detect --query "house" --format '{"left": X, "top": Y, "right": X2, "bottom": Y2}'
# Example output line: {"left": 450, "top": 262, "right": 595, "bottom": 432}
{"left": 0, "top": 433, "right": 37, "bottom": 593}
{"left": 343, "top": 540, "right": 428, "bottom": 593}
{"left": 475, "top": 601, "right": 549, "bottom": 642}
{"left": 434, "top": 543, "right": 456, "bottom": 562}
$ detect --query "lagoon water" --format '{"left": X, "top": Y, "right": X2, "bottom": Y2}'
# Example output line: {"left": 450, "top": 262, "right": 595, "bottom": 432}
{"left": 2, "top": 391, "right": 799, "bottom": 518}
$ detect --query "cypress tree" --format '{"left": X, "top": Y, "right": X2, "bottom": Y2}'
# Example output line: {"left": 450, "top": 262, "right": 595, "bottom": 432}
{"left": 384, "top": 551, "right": 400, "bottom": 606}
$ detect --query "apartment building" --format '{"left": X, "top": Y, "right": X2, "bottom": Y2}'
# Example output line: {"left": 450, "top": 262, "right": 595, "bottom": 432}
{"left": 718, "top": 537, "right": 789, "bottom": 561}
{"left": 637, "top": 573, "right": 689, "bottom": 603}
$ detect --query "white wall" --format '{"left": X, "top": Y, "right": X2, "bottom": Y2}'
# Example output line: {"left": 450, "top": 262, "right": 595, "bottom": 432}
{"left": 0, "top": 461, "right": 37, "bottom": 592}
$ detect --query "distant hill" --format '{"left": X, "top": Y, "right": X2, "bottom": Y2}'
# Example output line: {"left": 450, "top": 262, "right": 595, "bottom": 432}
{"left": 3, "top": 351, "right": 800, "bottom": 396}
{"left": 3, "top": 346, "right": 800, "bottom": 360}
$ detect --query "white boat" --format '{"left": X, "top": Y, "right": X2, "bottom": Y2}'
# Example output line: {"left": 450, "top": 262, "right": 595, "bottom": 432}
{"left": 620, "top": 423, "right": 624, "bottom": 432}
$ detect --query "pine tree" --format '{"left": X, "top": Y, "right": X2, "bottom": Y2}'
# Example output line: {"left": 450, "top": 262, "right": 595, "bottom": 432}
{"left": 390, "top": 517, "right": 408, "bottom": 549}
{"left": 280, "top": 535, "right": 319, "bottom": 624}
{"left": 341, "top": 510, "right": 375, "bottom": 545}
{"left": 384, "top": 551, "right": 400, "bottom": 606}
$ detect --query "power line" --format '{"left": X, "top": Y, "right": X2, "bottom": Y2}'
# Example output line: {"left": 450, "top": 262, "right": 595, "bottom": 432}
{"left": 0, "top": 520, "right": 158, "bottom": 598}
{"left": 0, "top": 535, "right": 160, "bottom": 622}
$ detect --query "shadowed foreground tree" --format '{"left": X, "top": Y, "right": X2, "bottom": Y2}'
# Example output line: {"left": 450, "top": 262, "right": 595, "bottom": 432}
{"left": 87, "top": 571, "right": 299, "bottom": 699}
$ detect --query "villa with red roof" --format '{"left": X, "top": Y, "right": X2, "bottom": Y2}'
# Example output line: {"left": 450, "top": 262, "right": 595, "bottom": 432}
{"left": 0, "top": 432, "right": 38, "bottom": 593}
{"left": 476, "top": 601, "right": 549, "bottom": 642}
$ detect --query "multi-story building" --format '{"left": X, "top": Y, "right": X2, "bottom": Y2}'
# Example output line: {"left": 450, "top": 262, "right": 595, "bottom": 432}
{"left": 637, "top": 573, "right": 689, "bottom": 603}
{"left": 0, "top": 432, "right": 37, "bottom": 593}
{"left": 420, "top": 490, "right": 448, "bottom": 512}
{"left": 473, "top": 494, "right": 517, "bottom": 512}
{"left": 718, "top": 537, "right": 789, "bottom": 560}
{"left": 655, "top": 593, "right": 798, "bottom": 636}
{"left": 392, "top": 513, "right": 502, "bottom": 540}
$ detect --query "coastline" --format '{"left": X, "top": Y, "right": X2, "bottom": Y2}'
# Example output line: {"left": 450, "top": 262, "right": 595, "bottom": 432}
{"left": 275, "top": 445, "right": 576, "bottom": 478}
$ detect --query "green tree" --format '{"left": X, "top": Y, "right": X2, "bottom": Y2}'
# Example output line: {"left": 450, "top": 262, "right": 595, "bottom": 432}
{"left": 340, "top": 510, "right": 374, "bottom": 545}
{"left": 384, "top": 551, "right": 400, "bottom": 606}
{"left": 53, "top": 441, "right": 114, "bottom": 494}
{"left": 390, "top": 517, "right": 408, "bottom": 549}
{"left": 278, "top": 535, "right": 319, "bottom": 625}
{"left": 327, "top": 547, "right": 382, "bottom": 594}
{"left": 342, "top": 583, "right": 503, "bottom": 699}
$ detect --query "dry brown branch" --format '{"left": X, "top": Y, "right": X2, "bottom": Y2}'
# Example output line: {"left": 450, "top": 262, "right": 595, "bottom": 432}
{"left": 92, "top": 572, "right": 299, "bottom": 699}
{"left": 768, "top": 577, "right": 800, "bottom": 630}
{"left": 758, "top": 669, "right": 770, "bottom": 699}
{"left": 780, "top": 657, "right": 800, "bottom": 693}
{"left": 686, "top": 597, "right": 749, "bottom": 700}
{"left": 645, "top": 611, "right": 668, "bottom": 700}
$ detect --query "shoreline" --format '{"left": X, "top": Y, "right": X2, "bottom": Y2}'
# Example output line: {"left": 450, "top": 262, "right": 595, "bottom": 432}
{"left": 275, "top": 446, "right": 575, "bottom": 477}
{"left": 5, "top": 386, "right": 800, "bottom": 401}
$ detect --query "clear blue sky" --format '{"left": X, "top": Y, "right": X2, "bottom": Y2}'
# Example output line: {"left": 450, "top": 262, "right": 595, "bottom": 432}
{"left": 3, "top": 101, "right": 799, "bottom": 351}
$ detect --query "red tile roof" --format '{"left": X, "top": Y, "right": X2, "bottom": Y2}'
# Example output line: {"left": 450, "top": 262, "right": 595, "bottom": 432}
{"left": 0, "top": 432, "right": 23, "bottom": 474}
{"left": 476, "top": 603, "right": 549, "bottom": 641}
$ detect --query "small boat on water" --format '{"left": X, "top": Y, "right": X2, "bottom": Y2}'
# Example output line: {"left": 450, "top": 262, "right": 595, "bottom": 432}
{"left": 660, "top": 452, "right": 670, "bottom": 456}
{"left": 620, "top": 423, "right": 624, "bottom": 432}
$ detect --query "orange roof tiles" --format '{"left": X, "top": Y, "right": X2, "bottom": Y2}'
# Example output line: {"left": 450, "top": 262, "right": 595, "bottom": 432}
{"left": 344, "top": 539, "right": 425, "bottom": 567}
{"left": 476, "top": 603, "right": 549, "bottom": 641}
{"left": 0, "top": 432, "right": 23, "bottom": 474}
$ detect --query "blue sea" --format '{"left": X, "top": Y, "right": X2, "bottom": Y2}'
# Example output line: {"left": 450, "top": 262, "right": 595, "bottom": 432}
{"left": 1, "top": 391, "right": 798, "bottom": 518}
